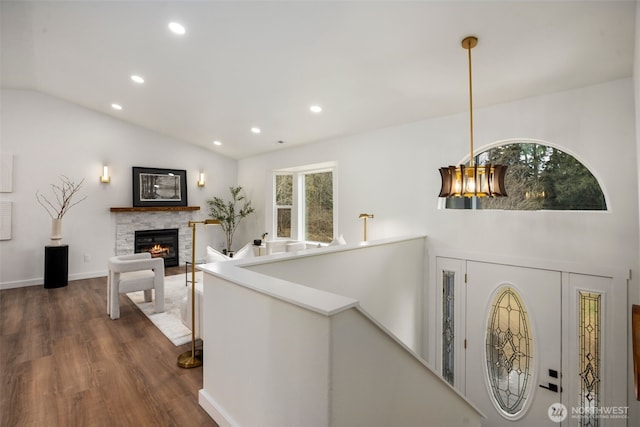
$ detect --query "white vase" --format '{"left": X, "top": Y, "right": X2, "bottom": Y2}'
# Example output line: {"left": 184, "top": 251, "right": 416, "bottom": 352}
{"left": 51, "top": 218, "right": 62, "bottom": 246}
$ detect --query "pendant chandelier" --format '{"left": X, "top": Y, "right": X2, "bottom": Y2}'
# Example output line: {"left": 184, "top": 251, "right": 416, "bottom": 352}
{"left": 438, "top": 36, "right": 507, "bottom": 198}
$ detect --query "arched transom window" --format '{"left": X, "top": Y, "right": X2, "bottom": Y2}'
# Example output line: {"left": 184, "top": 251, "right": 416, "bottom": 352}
{"left": 445, "top": 141, "right": 607, "bottom": 211}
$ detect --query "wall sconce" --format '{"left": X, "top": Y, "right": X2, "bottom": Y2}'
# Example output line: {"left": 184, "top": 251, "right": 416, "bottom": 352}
{"left": 358, "top": 213, "right": 374, "bottom": 242}
{"left": 100, "top": 166, "right": 110, "bottom": 184}
{"left": 197, "top": 172, "right": 205, "bottom": 187}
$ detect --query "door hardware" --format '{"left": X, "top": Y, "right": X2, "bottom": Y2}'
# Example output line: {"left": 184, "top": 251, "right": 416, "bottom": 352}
{"left": 539, "top": 383, "right": 561, "bottom": 393}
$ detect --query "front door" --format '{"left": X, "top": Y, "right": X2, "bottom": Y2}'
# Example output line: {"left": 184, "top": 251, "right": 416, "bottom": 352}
{"left": 465, "top": 261, "right": 563, "bottom": 426}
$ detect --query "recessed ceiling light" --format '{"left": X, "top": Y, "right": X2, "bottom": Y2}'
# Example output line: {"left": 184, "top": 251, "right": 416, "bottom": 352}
{"left": 168, "top": 22, "right": 186, "bottom": 35}
{"left": 213, "top": 140, "right": 222, "bottom": 146}
{"left": 131, "top": 75, "right": 144, "bottom": 84}
{"left": 111, "top": 103, "right": 122, "bottom": 110}
{"left": 309, "top": 105, "right": 322, "bottom": 113}
{"left": 251, "top": 127, "right": 261, "bottom": 134}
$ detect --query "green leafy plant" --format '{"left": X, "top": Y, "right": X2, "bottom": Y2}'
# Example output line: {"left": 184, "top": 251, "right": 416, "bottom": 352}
{"left": 207, "top": 186, "right": 255, "bottom": 253}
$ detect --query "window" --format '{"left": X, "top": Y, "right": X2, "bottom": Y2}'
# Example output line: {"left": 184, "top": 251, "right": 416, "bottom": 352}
{"left": 273, "top": 163, "right": 336, "bottom": 244}
{"left": 442, "top": 270, "right": 455, "bottom": 386}
{"left": 486, "top": 287, "right": 533, "bottom": 417}
{"left": 275, "top": 174, "right": 292, "bottom": 238}
{"left": 304, "top": 170, "right": 334, "bottom": 242}
{"left": 445, "top": 141, "right": 607, "bottom": 211}
{"left": 579, "top": 291, "right": 601, "bottom": 427}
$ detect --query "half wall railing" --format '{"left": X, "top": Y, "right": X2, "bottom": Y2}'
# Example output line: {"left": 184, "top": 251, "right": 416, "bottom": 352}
{"left": 197, "top": 235, "right": 483, "bottom": 427}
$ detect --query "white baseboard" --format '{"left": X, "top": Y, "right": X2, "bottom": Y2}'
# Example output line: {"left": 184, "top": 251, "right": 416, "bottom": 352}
{"left": 198, "top": 389, "right": 237, "bottom": 427}
{"left": 0, "top": 277, "right": 42, "bottom": 290}
{"left": 0, "top": 270, "right": 107, "bottom": 290}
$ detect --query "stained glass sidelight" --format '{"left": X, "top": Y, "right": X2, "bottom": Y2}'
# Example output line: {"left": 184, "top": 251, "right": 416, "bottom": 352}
{"left": 442, "top": 271, "right": 455, "bottom": 385}
{"left": 486, "top": 287, "right": 533, "bottom": 416}
{"left": 579, "top": 291, "right": 601, "bottom": 427}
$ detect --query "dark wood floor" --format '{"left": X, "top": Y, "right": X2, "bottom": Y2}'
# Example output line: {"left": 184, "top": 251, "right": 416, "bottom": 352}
{"left": 0, "top": 267, "right": 218, "bottom": 427}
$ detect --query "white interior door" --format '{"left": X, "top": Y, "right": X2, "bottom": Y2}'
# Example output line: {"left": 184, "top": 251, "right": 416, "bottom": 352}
{"left": 465, "top": 261, "right": 563, "bottom": 426}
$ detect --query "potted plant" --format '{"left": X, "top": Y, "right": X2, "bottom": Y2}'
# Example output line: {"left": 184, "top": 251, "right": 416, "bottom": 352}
{"left": 254, "top": 232, "right": 268, "bottom": 246}
{"left": 207, "top": 186, "right": 255, "bottom": 255}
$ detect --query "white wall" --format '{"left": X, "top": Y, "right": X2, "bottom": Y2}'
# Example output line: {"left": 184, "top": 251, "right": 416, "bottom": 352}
{"left": 0, "top": 89, "right": 237, "bottom": 288}
{"left": 331, "top": 309, "right": 481, "bottom": 427}
{"left": 632, "top": 0, "right": 640, "bottom": 420}
{"left": 239, "top": 78, "right": 638, "bottom": 285}
{"left": 245, "top": 236, "right": 426, "bottom": 354}
{"left": 200, "top": 272, "right": 333, "bottom": 427}
{"left": 239, "top": 79, "right": 639, "bottom": 417}
{"left": 199, "top": 258, "right": 482, "bottom": 427}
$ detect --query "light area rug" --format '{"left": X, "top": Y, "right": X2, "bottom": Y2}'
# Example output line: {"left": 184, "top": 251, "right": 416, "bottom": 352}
{"left": 126, "top": 271, "right": 203, "bottom": 346}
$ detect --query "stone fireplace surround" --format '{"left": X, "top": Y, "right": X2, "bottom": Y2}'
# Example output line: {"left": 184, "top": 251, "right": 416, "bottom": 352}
{"left": 110, "top": 207, "right": 200, "bottom": 266}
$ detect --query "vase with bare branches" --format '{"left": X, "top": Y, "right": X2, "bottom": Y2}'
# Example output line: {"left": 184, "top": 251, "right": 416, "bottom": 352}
{"left": 36, "top": 175, "right": 87, "bottom": 245}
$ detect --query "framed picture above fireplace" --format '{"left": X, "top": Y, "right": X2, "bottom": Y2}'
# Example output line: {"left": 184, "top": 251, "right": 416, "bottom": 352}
{"left": 133, "top": 167, "right": 188, "bottom": 207}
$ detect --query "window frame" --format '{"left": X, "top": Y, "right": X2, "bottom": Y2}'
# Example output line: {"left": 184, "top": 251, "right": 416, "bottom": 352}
{"left": 272, "top": 162, "right": 338, "bottom": 245}
{"left": 274, "top": 173, "right": 293, "bottom": 239}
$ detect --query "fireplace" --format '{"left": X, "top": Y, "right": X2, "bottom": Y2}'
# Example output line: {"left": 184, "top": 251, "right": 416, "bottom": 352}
{"left": 134, "top": 229, "right": 179, "bottom": 267}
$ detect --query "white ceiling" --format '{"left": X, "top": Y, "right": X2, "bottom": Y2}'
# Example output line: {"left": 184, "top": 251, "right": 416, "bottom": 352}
{"left": 1, "top": 1, "right": 636, "bottom": 159}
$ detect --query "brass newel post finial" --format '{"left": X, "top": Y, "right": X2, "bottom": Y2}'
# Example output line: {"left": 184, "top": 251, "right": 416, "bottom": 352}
{"left": 358, "top": 213, "right": 374, "bottom": 242}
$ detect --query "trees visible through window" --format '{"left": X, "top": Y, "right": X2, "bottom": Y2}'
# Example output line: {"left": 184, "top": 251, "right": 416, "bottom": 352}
{"left": 275, "top": 174, "right": 293, "bottom": 238}
{"left": 445, "top": 142, "right": 607, "bottom": 211}
{"left": 274, "top": 164, "right": 336, "bottom": 244}
{"left": 304, "top": 171, "right": 333, "bottom": 243}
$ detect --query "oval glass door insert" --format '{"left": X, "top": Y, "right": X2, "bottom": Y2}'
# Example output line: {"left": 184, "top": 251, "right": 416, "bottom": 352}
{"left": 486, "top": 286, "right": 534, "bottom": 417}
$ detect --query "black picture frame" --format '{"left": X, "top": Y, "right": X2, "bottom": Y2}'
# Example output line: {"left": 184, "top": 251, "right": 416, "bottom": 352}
{"left": 132, "top": 167, "right": 188, "bottom": 207}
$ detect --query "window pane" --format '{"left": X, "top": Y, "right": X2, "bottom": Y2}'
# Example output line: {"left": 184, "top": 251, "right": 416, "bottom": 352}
{"left": 277, "top": 208, "right": 291, "bottom": 238}
{"left": 304, "top": 171, "right": 333, "bottom": 243}
{"left": 442, "top": 271, "right": 455, "bottom": 386}
{"left": 446, "top": 142, "right": 607, "bottom": 211}
{"left": 276, "top": 174, "right": 292, "bottom": 205}
{"left": 579, "top": 291, "right": 601, "bottom": 427}
{"left": 486, "top": 287, "right": 533, "bottom": 416}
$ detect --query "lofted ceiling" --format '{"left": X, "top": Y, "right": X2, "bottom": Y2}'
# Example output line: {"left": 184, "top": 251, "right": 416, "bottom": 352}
{"left": 1, "top": 1, "right": 636, "bottom": 160}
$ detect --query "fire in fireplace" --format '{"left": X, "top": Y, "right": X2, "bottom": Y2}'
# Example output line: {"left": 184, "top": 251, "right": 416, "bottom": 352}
{"left": 134, "top": 228, "right": 179, "bottom": 267}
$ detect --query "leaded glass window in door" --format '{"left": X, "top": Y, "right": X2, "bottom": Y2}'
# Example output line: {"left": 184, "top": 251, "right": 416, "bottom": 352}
{"left": 579, "top": 291, "right": 601, "bottom": 427}
{"left": 442, "top": 271, "right": 455, "bottom": 385}
{"left": 486, "top": 287, "right": 534, "bottom": 416}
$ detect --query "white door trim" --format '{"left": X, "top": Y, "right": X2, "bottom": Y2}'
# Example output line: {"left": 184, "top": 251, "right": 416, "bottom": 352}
{"left": 434, "top": 257, "right": 466, "bottom": 392}
{"left": 428, "top": 248, "right": 628, "bottom": 426}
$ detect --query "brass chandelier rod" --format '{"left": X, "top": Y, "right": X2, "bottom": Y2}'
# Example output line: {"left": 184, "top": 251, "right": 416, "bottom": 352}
{"left": 463, "top": 36, "right": 477, "bottom": 168}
